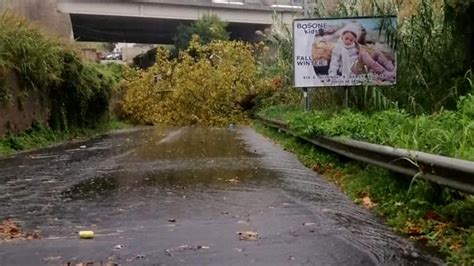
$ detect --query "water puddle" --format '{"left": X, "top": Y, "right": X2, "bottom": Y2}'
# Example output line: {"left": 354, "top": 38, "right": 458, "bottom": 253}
{"left": 62, "top": 167, "right": 276, "bottom": 201}
{"left": 130, "top": 127, "right": 256, "bottom": 160}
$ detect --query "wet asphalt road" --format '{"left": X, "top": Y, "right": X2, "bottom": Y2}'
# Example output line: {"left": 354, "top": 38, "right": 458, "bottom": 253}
{"left": 0, "top": 126, "right": 441, "bottom": 265}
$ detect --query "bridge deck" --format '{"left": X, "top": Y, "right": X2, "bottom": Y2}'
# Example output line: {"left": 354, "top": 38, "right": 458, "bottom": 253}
{"left": 58, "top": 0, "right": 302, "bottom": 43}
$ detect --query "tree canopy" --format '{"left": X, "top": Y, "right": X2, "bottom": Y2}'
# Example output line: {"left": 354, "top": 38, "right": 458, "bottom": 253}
{"left": 173, "top": 14, "right": 230, "bottom": 52}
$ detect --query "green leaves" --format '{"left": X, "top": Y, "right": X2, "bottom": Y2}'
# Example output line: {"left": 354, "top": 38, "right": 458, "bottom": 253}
{"left": 122, "top": 41, "right": 273, "bottom": 126}
{"left": 173, "top": 14, "right": 230, "bottom": 52}
{"left": 259, "top": 104, "right": 474, "bottom": 161}
{"left": 0, "top": 12, "right": 63, "bottom": 91}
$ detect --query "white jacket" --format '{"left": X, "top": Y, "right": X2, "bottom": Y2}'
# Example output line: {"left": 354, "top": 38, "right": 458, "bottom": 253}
{"left": 328, "top": 42, "right": 359, "bottom": 77}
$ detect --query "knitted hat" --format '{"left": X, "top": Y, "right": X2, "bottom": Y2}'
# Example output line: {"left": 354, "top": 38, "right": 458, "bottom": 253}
{"left": 341, "top": 23, "right": 360, "bottom": 39}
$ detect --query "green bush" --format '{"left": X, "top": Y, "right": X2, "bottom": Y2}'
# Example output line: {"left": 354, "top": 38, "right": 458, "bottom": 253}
{"left": 0, "top": 12, "right": 122, "bottom": 131}
{"left": 49, "top": 53, "right": 116, "bottom": 129}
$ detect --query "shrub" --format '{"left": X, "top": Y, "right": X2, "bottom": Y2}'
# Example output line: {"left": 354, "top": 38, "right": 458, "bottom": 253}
{"left": 49, "top": 53, "right": 117, "bottom": 129}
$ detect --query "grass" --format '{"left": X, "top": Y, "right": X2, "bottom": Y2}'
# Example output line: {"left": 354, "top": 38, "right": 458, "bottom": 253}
{"left": 253, "top": 122, "right": 474, "bottom": 265}
{"left": 0, "top": 11, "right": 64, "bottom": 92}
{"left": 0, "top": 119, "right": 131, "bottom": 157}
{"left": 258, "top": 96, "right": 474, "bottom": 161}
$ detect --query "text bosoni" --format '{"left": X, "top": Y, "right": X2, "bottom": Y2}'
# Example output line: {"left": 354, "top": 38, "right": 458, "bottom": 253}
{"left": 296, "top": 22, "right": 328, "bottom": 34}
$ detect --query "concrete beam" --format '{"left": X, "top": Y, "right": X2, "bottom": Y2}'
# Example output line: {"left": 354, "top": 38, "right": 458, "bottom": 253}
{"left": 57, "top": 0, "right": 302, "bottom": 43}
{"left": 57, "top": 0, "right": 300, "bottom": 25}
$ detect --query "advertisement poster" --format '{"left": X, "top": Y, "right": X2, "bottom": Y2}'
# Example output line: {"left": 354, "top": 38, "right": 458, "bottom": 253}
{"left": 293, "top": 17, "right": 397, "bottom": 87}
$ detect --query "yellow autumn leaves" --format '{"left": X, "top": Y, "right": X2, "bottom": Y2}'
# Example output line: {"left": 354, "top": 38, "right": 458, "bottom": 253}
{"left": 121, "top": 36, "right": 275, "bottom": 126}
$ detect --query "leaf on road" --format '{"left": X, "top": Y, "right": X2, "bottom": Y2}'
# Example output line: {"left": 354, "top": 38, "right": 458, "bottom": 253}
{"left": 1, "top": 218, "right": 40, "bottom": 241}
{"left": 362, "top": 196, "right": 376, "bottom": 209}
{"left": 68, "top": 262, "right": 118, "bottom": 266}
{"left": 43, "top": 256, "right": 61, "bottom": 262}
{"left": 227, "top": 176, "right": 240, "bottom": 183}
{"left": 302, "top": 222, "right": 316, "bottom": 226}
{"left": 238, "top": 231, "right": 259, "bottom": 241}
{"left": 165, "top": 244, "right": 211, "bottom": 256}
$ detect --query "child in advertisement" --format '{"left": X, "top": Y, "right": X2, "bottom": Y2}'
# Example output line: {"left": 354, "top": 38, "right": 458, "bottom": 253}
{"left": 327, "top": 23, "right": 396, "bottom": 83}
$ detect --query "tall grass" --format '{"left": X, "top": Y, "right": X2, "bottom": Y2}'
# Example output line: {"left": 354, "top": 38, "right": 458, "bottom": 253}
{"left": 392, "top": 0, "right": 468, "bottom": 113}
{"left": 0, "top": 11, "right": 123, "bottom": 131}
{"left": 254, "top": 15, "right": 302, "bottom": 108}
{"left": 0, "top": 12, "right": 63, "bottom": 91}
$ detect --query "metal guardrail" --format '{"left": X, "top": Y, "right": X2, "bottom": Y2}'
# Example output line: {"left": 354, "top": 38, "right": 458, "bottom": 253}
{"left": 256, "top": 116, "right": 474, "bottom": 194}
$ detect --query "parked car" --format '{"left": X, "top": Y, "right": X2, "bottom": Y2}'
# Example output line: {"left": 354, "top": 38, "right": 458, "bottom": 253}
{"left": 105, "top": 53, "right": 122, "bottom": 60}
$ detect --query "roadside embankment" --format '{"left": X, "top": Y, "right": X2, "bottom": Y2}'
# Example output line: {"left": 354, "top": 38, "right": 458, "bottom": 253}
{"left": 0, "top": 12, "right": 125, "bottom": 155}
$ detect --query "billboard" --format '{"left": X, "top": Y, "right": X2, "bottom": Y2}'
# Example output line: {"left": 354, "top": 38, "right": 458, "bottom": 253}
{"left": 293, "top": 17, "right": 397, "bottom": 87}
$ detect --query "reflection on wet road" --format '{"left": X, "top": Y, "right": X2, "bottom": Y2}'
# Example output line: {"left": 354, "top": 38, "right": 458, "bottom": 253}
{"left": 0, "top": 127, "right": 441, "bottom": 265}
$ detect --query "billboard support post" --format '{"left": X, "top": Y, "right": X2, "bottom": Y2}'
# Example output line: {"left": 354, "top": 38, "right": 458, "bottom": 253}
{"left": 303, "top": 87, "right": 310, "bottom": 111}
{"left": 344, "top": 87, "right": 349, "bottom": 108}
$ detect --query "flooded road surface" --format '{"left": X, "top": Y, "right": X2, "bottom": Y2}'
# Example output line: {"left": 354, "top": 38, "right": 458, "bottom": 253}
{"left": 0, "top": 127, "right": 441, "bottom": 265}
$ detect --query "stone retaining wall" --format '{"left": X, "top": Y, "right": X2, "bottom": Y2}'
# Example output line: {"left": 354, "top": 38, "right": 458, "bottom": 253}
{"left": 0, "top": 73, "right": 50, "bottom": 137}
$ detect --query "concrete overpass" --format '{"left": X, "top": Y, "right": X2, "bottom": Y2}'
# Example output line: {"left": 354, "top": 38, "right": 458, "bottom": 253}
{"left": 57, "top": 0, "right": 304, "bottom": 44}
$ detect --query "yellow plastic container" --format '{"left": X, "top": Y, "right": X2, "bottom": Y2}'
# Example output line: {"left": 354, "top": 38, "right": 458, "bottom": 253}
{"left": 79, "top": 230, "right": 94, "bottom": 239}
